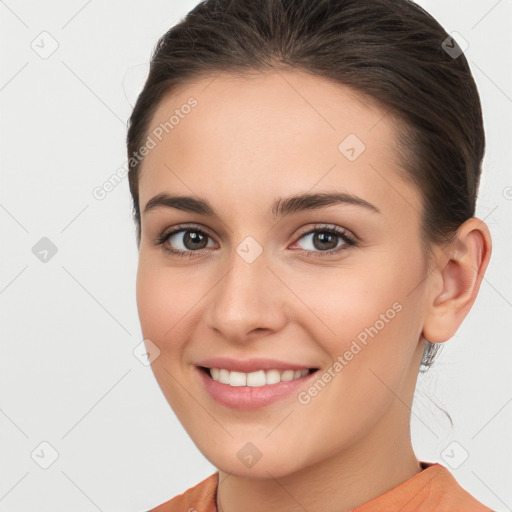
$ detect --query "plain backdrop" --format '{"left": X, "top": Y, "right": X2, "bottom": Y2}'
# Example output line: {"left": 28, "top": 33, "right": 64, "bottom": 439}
{"left": 1, "top": 0, "right": 511, "bottom": 510}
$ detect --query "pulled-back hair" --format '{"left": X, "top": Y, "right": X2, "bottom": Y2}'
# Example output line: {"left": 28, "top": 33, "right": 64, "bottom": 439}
{"left": 127, "top": 0, "right": 485, "bottom": 371}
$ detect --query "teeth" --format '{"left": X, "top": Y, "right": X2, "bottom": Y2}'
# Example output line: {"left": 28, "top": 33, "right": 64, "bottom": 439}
{"left": 209, "top": 368, "right": 310, "bottom": 387}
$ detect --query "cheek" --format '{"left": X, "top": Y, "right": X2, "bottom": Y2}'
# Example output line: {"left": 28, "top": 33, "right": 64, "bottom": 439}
{"left": 289, "top": 255, "right": 424, "bottom": 376}
{"left": 135, "top": 260, "right": 196, "bottom": 410}
{"left": 288, "top": 266, "right": 401, "bottom": 340}
{"left": 135, "top": 259, "right": 186, "bottom": 344}
{"left": 136, "top": 262, "right": 164, "bottom": 339}
{"left": 135, "top": 257, "right": 216, "bottom": 357}
{"left": 292, "top": 281, "right": 421, "bottom": 435}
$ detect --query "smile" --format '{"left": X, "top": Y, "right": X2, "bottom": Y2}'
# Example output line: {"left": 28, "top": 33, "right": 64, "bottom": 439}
{"left": 204, "top": 367, "right": 314, "bottom": 387}
{"left": 197, "top": 366, "right": 319, "bottom": 409}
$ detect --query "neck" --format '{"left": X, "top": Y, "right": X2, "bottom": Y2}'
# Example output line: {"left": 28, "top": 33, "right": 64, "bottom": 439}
{"left": 216, "top": 405, "right": 422, "bottom": 512}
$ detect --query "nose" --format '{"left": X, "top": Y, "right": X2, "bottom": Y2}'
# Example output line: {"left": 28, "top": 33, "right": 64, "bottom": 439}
{"left": 204, "top": 250, "right": 289, "bottom": 343}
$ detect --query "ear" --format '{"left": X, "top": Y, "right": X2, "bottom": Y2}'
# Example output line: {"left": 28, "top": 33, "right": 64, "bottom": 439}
{"left": 422, "top": 218, "right": 492, "bottom": 343}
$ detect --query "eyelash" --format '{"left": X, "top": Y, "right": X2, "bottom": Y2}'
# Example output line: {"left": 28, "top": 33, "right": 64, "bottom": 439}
{"left": 153, "top": 223, "right": 358, "bottom": 259}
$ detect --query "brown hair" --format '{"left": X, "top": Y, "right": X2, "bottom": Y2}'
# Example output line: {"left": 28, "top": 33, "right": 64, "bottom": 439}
{"left": 126, "top": 0, "right": 485, "bottom": 372}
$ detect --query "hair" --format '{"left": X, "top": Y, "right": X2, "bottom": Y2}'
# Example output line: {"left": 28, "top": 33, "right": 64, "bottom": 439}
{"left": 126, "top": 0, "right": 485, "bottom": 375}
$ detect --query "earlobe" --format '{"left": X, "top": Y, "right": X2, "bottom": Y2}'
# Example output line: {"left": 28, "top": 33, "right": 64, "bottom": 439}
{"left": 422, "top": 218, "right": 492, "bottom": 343}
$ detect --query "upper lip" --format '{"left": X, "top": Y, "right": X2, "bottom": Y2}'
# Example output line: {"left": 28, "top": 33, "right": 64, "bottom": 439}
{"left": 196, "top": 357, "right": 317, "bottom": 373}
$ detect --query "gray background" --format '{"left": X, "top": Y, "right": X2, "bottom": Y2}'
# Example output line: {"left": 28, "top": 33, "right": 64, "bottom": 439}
{"left": 1, "top": 0, "right": 511, "bottom": 510}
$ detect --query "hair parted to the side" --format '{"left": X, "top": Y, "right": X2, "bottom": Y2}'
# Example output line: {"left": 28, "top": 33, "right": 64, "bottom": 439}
{"left": 126, "top": 0, "right": 485, "bottom": 372}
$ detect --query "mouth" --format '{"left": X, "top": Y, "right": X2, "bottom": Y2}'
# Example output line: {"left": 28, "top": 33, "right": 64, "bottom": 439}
{"left": 196, "top": 364, "right": 320, "bottom": 409}
{"left": 198, "top": 366, "right": 319, "bottom": 387}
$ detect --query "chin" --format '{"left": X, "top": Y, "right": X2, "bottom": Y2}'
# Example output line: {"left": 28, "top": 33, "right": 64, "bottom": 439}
{"left": 200, "top": 444, "right": 311, "bottom": 480}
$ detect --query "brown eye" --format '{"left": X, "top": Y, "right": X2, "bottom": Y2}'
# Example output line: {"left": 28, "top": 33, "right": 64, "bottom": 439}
{"left": 155, "top": 225, "right": 217, "bottom": 257}
{"left": 169, "top": 230, "right": 209, "bottom": 251}
{"left": 293, "top": 225, "right": 357, "bottom": 257}
{"left": 306, "top": 231, "right": 339, "bottom": 251}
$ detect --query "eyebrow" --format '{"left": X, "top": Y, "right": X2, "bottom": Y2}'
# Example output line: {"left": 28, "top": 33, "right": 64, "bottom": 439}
{"left": 143, "top": 191, "right": 381, "bottom": 217}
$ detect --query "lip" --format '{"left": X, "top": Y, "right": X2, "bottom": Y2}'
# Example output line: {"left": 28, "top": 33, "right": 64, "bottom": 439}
{"left": 196, "top": 365, "right": 319, "bottom": 410}
{"left": 195, "top": 357, "right": 316, "bottom": 373}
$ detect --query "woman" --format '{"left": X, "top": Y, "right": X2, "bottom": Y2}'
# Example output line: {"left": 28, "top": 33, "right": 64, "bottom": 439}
{"left": 127, "top": 0, "right": 493, "bottom": 510}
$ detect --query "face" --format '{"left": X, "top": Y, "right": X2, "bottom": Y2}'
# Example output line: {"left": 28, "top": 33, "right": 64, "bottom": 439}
{"left": 136, "top": 70, "right": 431, "bottom": 478}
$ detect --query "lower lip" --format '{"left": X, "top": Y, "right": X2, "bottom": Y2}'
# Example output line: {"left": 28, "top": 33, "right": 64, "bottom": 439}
{"left": 197, "top": 367, "right": 318, "bottom": 410}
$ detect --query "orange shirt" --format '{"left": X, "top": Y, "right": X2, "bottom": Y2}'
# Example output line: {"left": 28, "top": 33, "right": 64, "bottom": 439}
{"left": 149, "top": 461, "right": 494, "bottom": 511}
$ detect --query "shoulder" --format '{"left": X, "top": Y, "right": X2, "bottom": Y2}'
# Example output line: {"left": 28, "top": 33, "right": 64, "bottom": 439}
{"left": 148, "top": 472, "right": 219, "bottom": 512}
{"left": 415, "top": 463, "right": 494, "bottom": 511}
{"left": 353, "top": 462, "right": 494, "bottom": 512}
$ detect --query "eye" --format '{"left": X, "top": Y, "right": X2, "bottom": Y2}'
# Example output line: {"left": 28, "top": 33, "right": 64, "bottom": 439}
{"left": 154, "top": 223, "right": 358, "bottom": 259}
{"left": 154, "top": 224, "right": 217, "bottom": 258}
{"left": 291, "top": 224, "right": 357, "bottom": 257}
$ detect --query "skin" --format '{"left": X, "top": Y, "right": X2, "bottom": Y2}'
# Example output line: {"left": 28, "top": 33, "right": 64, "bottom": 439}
{"left": 135, "top": 70, "right": 492, "bottom": 512}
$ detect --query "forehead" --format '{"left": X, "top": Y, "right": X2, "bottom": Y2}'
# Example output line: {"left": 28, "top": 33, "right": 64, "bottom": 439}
{"left": 142, "top": 69, "right": 397, "bottom": 159}
{"left": 138, "top": 70, "right": 417, "bottom": 219}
